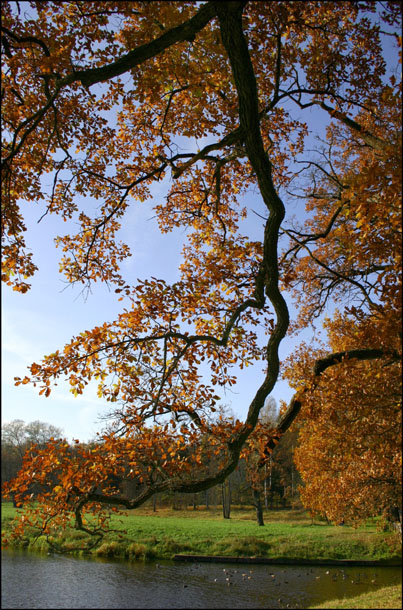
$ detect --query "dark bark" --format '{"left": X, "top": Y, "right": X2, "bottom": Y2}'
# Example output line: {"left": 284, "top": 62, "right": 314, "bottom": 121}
{"left": 319, "top": 102, "right": 388, "bottom": 151}
{"left": 313, "top": 348, "right": 398, "bottom": 376}
{"left": 70, "top": 2, "right": 217, "bottom": 88}
{"left": 252, "top": 489, "right": 265, "bottom": 526}
{"left": 221, "top": 479, "right": 231, "bottom": 519}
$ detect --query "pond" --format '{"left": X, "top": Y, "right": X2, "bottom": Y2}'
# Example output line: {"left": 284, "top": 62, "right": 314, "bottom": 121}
{"left": 2, "top": 549, "right": 401, "bottom": 609}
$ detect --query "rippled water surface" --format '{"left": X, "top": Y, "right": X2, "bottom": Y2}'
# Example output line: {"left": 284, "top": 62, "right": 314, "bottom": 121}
{"left": 2, "top": 549, "right": 401, "bottom": 609}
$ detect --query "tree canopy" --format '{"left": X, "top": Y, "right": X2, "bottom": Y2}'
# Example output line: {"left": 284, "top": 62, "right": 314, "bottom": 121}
{"left": 1, "top": 1, "right": 401, "bottom": 548}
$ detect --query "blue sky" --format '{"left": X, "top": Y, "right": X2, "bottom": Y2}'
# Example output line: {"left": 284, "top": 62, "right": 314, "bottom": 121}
{"left": 2, "top": 169, "right": 310, "bottom": 442}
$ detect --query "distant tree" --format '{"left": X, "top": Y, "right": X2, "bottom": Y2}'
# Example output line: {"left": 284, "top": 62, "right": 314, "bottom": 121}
{"left": 269, "top": 425, "right": 301, "bottom": 508}
{"left": 2, "top": 420, "right": 27, "bottom": 460}
{"left": 24, "top": 420, "right": 64, "bottom": 446}
{"left": 260, "top": 397, "right": 279, "bottom": 427}
{"left": 1, "top": 419, "right": 63, "bottom": 504}
{"left": 1, "top": 420, "right": 27, "bottom": 492}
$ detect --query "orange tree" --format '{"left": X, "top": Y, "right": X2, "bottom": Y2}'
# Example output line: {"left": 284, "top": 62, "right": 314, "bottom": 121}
{"left": 286, "top": 333, "right": 401, "bottom": 527}
{"left": 1, "top": 1, "right": 401, "bottom": 548}
{"left": 279, "top": 36, "right": 402, "bottom": 526}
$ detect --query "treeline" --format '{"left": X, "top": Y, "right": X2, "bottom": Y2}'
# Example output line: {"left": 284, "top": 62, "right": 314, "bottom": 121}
{"left": 140, "top": 425, "right": 301, "bottom": 517}
{"left": 1, "top": 419, "right": 64, "bottom": 506}
{"left": 1, "top": 418, "right": 301, "bottom": 522}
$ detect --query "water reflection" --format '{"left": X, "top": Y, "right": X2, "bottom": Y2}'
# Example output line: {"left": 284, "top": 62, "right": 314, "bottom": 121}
{"left": 2, "top": 549, "right": 401, "bottom": 609}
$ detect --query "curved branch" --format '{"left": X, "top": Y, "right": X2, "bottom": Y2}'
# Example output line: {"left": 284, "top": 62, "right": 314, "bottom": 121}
{"left": 2, "top": 2, "right": 216, "bottom": 171}
{"left": 78, "top": 347, "right": 401, "bottom": 506}
{"left": 46, "top": 0, "right": 291, "bottom": 519}
{"left": 214, "top": 1, "right": 289, "bottom": 451}
{"left": 319, "top": 102, "right": 388, "bottom": 151}
{"left": 258, "top": 347, "right": 400, "bottom": 465}
{"left": 1, "top": 26, "right": 51, "bottom": 56}
{"left": 313, "top": 348, "right": 400, "bottom": 376}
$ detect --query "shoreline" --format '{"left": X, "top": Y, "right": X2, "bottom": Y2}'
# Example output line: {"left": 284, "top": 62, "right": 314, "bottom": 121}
{"left": 2, "top": 504, "right": 401, "bottom": 565}
{"left": 173, "top": 554, "right": 402, "bottom": 566}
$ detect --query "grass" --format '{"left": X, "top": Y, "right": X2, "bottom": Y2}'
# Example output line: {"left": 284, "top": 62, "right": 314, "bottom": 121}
{"left": 310, "top": 584, "right": 402, "bottom": 609}
{"left": 2, "top": 503, "right": 401, "bottom": 565}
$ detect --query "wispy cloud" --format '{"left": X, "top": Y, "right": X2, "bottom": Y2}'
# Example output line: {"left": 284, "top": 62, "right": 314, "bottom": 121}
{"left": 2, "top": 307, "right": 112, "bottom": 441}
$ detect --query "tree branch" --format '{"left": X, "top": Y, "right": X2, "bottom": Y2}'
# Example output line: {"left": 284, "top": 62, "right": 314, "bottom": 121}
{"left": 65, "top": 2, "right": 217, "bottom": 88}
{"left": 258, "top": 347, "right": 400, "bottom": 465}
{"left": 319, "top": 102, "right": 388, "bottom": 151}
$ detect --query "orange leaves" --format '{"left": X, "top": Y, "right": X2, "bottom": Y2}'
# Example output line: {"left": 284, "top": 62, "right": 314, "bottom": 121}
{"left": 291, "top": 347, "right": 402, "bottom": 524}
{"left": 14, "top": 376, "right": 30, "bottom": 386}
{"left": 2, "top": 1, "right": 402, "bottom": 544}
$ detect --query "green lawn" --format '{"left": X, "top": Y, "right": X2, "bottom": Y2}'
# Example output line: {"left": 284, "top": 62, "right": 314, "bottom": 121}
{"left": 310, "top": 584, "right": 402, "bottom": 609}
{"left": 2, "top": 503, "right": 401, "bottom": 564}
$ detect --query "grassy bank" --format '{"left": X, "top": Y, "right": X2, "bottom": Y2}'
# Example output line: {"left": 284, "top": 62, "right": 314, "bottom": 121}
{"left": 310, "top": 584, "right": 402, "bottom": 609}
{"left": 2, "top": 503, "right": 401, "bottom": 565}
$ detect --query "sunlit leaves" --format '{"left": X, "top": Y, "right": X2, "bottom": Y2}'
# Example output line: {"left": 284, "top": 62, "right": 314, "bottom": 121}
{"left": 1, "top": 1, "right": 401, "bottom": 546}
{"left": 292, "top": 357, "right": 402, "bottom": 525}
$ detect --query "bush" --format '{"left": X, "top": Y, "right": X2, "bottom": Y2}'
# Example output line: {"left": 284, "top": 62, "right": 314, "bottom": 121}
{"left": 127, "top": 542, "right": 147, "bottom": 559}
{"left": 94, "top": 541, "right": 123, "bottom": 557}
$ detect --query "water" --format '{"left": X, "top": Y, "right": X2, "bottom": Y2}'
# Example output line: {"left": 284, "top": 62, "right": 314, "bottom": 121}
{"left": 2, "top": 549, "right": 401, "bottom": 609}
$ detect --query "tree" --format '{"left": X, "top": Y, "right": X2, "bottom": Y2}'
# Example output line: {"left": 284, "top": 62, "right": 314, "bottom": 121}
{"left": 2, "top": 419, "right": 64, "bottom": 461}
{"left": 1, "top": 1, "right": 401, "bottom": 549}
{"left": 1, "top": 420, "right": 28, "bottom": 491}
{"left": 238, "top": 397, "right": 280, "bottom": 525}
{"left": 1, "top": 419, "right": 63, "bottom": 504}
{"left": 278, "top": 35, "right": 402, "bottom": 527}
{"left": 2, "top": 420, "right": 28, "bottom": 461}
{"left": 263, "top": 425, "right": 301, "bottom": 509}
{"left": 284, "top": 324, "right": 401, "bottom": 527}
